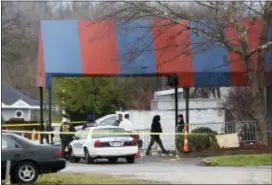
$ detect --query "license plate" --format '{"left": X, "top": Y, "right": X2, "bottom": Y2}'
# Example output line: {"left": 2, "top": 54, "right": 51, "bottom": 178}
{"left": 111, "top": 142, "right": 122, "bottom": 147}
{"left": 64, "top": 147, "right": 68, "bottom": 152}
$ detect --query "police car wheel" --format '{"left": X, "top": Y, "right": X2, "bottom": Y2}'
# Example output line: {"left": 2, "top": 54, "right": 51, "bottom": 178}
{"left": 84, "top": 148, "right": 94, "bottom": 164}
{"left": 126, "top": 155, "right": 135, "bottom": 164}
{"left": 68, "top": 148, "right": 80, "bottom": 163}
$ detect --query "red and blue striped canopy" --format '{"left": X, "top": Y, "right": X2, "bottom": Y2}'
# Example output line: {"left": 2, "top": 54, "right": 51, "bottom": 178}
{"left": 36, "top": 18, "right": 272, "bottom": 88}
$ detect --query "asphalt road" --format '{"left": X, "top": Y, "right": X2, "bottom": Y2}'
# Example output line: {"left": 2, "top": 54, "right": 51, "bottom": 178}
{"left": 61, "top": 156, "right": 272, "bottom": 184}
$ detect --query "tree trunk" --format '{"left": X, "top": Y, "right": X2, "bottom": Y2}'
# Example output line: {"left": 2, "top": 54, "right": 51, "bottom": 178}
{"left": 254, "top": 90, "right": 269, "bottom": 145}
{"left": 249, "top": 71, "right": 269, "bottom": 145}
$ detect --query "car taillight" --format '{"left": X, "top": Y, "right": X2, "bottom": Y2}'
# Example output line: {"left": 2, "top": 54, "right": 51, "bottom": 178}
{"left": 131, "top": 139, "right": 137, "bottom": 146}
{"left": 94, "top": 140, "right": 103, "bottom": 147}
{"left": 55, "top": 150, "right": 61, "bottom": 156}
{"left": 131, "top": 134, "right": 139, "bottom": 140}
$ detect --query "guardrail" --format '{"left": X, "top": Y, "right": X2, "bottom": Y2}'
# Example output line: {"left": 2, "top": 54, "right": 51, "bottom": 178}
{"left": 5, "top": 160, "right": 11, "bottom": 184}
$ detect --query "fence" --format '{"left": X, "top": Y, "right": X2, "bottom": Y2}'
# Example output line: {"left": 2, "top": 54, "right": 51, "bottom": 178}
{"left": 3, "top": 120, "right": 272, "bottom": 149}
{"left": 189, "top": 120, "right": 272, "bottom": 144}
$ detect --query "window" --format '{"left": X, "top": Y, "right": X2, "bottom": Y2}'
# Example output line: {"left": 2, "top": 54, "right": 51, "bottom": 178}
{"left": 92, "top": 127, "right": 129, "bottom": 139}
{"left": 76, "top": 130, "right": 88, "bottom": 140}
{"left": 15, "top": 110, "right": 23, "bottom": 118}
{"left": 100, "top": 116, "right": 116, "bottom": 126}
{"left": 79, "top": 132, "right": 87, "bottom": 140}
{"left": 2, "top": 135, "right": 20, "bottom": 149}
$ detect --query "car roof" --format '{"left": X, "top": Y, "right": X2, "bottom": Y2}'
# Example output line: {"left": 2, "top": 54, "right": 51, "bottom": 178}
{"left": 95, "top": 114, "right": 116, "bottom": 123}
{"left": 2, "top": 133, "right": 16, "bottom": 136}
{"left": 93, "top": 126, "right": 121, "bottom": 129}
{"left": 86, "top": 126, "right": 123, "bottom": 131}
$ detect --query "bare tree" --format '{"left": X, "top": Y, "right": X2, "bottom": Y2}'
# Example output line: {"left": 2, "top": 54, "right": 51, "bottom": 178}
{"left": 224, "top": 88, "right": 255, "bottom": 121}
{"left": 1, "top": 2, "right": 29, "bottom": 63}
{"left": 96, "top": 1, "right": 272, "bottom": 144}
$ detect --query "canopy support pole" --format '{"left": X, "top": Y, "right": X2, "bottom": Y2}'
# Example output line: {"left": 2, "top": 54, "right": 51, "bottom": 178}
{"left": 174, "top": 79, "right": 179, "bottom": 128}
{"left": 185, "top": 87, "right": 190, "bottom": 127}
{"left": 39, "top": 87, "right": 44, "bottom": 144}
{"left": 48, "top": 87, "right": 52, "bottom": 127}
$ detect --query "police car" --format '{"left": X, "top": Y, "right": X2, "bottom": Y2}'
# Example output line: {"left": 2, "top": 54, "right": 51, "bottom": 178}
{"left": 68, "top": 126, "right": 138, "bottom": 164}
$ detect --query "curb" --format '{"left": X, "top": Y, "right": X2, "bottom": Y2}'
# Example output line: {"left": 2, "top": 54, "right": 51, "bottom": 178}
{"left": 199, "top": 158, "right": 214, "bottom": 166}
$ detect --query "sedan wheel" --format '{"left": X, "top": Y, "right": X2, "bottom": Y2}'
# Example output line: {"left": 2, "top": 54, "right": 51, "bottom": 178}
{"left": 12, "top": 161, "right": 39, "bottom": 183}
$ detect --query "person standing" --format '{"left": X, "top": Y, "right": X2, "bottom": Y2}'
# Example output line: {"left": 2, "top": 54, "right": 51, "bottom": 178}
{"left": 119, "top": 114, "right": 134, "bottom": 132}
{"left": 59, "top": 117, "right": 76, "bottom": 158}
{"left": 176, "top": 114, "right": 185, "bottom": 133}
{"left": 145, "top": 115, "right": 168, "bottom": 155}
{"left": 113, "top": 114, "right": 123, "bottom": 126}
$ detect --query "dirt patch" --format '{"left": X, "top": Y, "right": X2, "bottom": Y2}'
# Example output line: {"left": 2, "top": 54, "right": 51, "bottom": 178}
{"left": 178, "top": 144, "right": 272, "bottom": 158}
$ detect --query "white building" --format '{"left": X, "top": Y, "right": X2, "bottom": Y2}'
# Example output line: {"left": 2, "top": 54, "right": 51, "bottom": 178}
{"left": 1, "top": 83, "right": 39, "bottom": 122}
{"left": 150, "top": 88, "right": 225, "bottom": 131}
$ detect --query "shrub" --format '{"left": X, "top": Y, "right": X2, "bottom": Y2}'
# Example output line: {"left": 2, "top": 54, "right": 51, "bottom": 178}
{"left": 191, "top": 126, "right": 218, "bottom": 135}
{"left": 176, "top": 127, "right": 219, "bottom": 152}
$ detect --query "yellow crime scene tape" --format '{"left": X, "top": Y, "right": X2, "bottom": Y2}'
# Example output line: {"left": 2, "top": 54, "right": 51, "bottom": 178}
{"left": 2, "top": 129, "right": 207, "bottom": 136}
{"left": 1, "top": 121, "right": 84, "bottom": 127}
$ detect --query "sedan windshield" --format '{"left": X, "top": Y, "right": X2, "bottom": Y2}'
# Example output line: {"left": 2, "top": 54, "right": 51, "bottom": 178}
{"left": 92, "top": 127, "right": 129, "bottom": 138}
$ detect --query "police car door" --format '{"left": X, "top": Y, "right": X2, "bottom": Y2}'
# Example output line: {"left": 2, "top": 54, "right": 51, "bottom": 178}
{"left": 74, "top": 130, "right": 88, "bottom": 157}
{"left": 71, "top": 130, "right": 83, "bottom": 156}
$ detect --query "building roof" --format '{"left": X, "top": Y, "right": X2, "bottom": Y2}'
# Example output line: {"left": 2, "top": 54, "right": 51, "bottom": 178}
{"left": 37, "top": 18, "right": 272, "bottom": 88}
{"left": 154, "top": 88, "right": 183, "bottom": 98}
{"left": 1, "top": 83, "right": 38, "bottom": 106}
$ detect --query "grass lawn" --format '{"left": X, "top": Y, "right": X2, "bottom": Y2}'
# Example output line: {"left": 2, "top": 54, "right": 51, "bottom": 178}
{"left": 206, "top": 153, "right": 272, "bottom": 166}
{"left": 37, "top": 173, "right": 161, "bottom": 184}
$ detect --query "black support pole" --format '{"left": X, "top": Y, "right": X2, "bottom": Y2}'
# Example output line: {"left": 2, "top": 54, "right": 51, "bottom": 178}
{"left": 185, "top": 87, "right": 190, "bottom": 125}
{"left": 39, "top": 87, "right": 44, "bottom": 144}
{"left": 48, "top": 87, "right": 52, "bottom": 127}
{"left": 174, "top": 79, "right": 179, "bottom": 129}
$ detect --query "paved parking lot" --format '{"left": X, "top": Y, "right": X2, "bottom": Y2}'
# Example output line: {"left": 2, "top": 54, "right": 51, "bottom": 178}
{"left": 61, "top": 156, "right": 272, "bottom": 184}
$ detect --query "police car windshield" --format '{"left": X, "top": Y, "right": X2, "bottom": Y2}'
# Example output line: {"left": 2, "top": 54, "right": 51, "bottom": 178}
{"left": 92, "top": 127, "right": 129, "bottom": 138}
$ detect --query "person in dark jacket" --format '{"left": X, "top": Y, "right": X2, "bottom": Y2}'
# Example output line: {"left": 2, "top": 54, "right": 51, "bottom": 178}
{"left": 82, "top": 114, "right": 95, "bottom": 130}
{"left": 42, "top": 120, "right": 54, "bottom": 144}
{"left": 60, "top": 119, "right": 76, "bottom": 157}
{"left": 145, "top": 115, "right": 168, "bottom": 155}
{"left": 176, "top": 114, "right": 185, "bottom": 133}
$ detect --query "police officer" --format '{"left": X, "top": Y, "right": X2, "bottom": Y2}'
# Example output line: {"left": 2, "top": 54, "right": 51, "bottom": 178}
{"left": 82, "top": 114, "right": 95, "bottom": 130}
{"left": 59, "top": 116, "right": 76, "bottom": 158}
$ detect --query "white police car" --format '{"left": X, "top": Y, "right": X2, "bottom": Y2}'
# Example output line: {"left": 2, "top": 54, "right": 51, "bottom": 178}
{"left": 68, "top": 126, "right": 138, "bottom": 164}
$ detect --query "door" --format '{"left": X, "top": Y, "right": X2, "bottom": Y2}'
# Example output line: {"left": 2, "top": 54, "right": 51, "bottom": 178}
{"left": 2, "top": 135, "right": 22, "bottom": 177}
{"left": 76, "top": 131, "right": 88, "bottom": 157}
{"left": 71, "top": 131, "right": 86, "bottom": 157}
